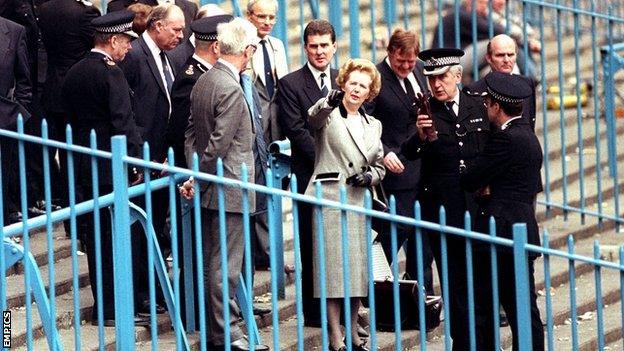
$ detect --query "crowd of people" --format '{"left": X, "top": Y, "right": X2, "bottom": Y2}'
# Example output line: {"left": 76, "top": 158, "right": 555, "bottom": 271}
{"left": 1, "top": 0, "right": 546, "bottom": 350}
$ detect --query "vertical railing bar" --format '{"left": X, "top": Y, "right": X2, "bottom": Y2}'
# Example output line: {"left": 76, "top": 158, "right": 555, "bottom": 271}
{"left": 299, "top": 0, "right": 305, "bottom": 67}
{"left": 419, "top": 0, "right": 426, "bottom": 51}
{"left": 89, "top": 131, "right": 105, "bottom": 350}
{"left": 370, "top": 0, "right": 376, "bottom": 63}
{"left": 348, "top": 0, "right": 360, "bottom": 59}
{"left": 240, "top": 163, "right": 255, "bottom": 351}
{"left": 17, "top": 117, "right": 33, "bottom": 350}
{"left": 111, "top": 136, "right": 136, "bottom": 350}
{"left": 489, "top": 217, "right": 500, "bottom": 350}
{"left": 439, "top": 207, "right": 451, "bottom": 351}
{"left": 143, "top": 144, "right": 158, "bottom": 351}
{"left": 556, "top": 0, "right": 569, "bottom": 220}
{"left": 567, "top": 235, "right": 578, "bottom": 350}
{"left": 590, "top": 0, "right": 603, "bottom": 229}
{"left": 539, "top": 3, "right": 551, "bottom": 218}
{"left": 607, "top": 5, "right": 620, "bottom": 232}
{"left": 512, "top": 224, "right": 532, "bottom": 351}
{"left": 42, "top": 120, "right": 59, "bottom": 351}
{"left": 167, "top": 149, "right": 182, "bottom": 350}
{"left": 65, "top": 124, "right": 82, "bottom": 350}
{"left": 522, "top": 2, "right": 529, "bottom": 80}
{"left": 364, "top": 192, "right": 377, "bottom": 351}
{"left": 314, "top": 182, "right": 329, "bottom": 351}
{"left": 593, "top": 241, "right": 605, "bottom": 350}
{"left": 191, "top": 154, "right": 207, "bottom": 351}
{"left": 339, "top": 188, "right": 352, "bottom": 351}
{"left": 289, "top": 175, "right": 305, "bottom": 351}
{"left": 267, "top": 167, "right": 281, "bottom": 350}
{"left": 216, "top": 159, "right": 231, "bottom": 350}
{"left": 436, "top": 0, "right": 444, "bottom": 48}
{"left": 402, "top": 0, "right": 408, "bottom": 30}
{"left": 471, "top": 0, "right": 478, "bottom": 81}
{"left": 454, "top": 0, "right": 460, "bottom": 50}
{"left": 388, "top": 197, "right": 402, "bottom": 350}
{"left": 464, "top": 213, "right": 475, "bottom": 351}
{"left": 572, "top": 0, "right": 586, "bottom": 225}
{"left": 542, "top": 230, "right": 554, "bottom": 351}
{"left": 414, "top": 201, "right": 426, "bottom": 351}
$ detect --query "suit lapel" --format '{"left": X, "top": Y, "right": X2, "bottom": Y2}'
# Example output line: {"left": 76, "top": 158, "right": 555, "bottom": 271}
{"left": 215, "top": 61, "right": 255, "bottom": 133}
{"left": 0, "top": 21, "right": 10, "bottom": 63}
{"left": 379, "top": 60, "right": 417, "bottom": 112}
{"left": 302, "top": 64, "right": 323, "bottom": 106}
{"left": 139, "top": 37, "right": 168, "bottom": 96}
{"left": 338, "top": 106, "right": 368, "bottom": 159}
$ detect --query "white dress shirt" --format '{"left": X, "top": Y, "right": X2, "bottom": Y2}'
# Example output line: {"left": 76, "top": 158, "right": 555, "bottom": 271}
{"left": 307, "top": 61, "right": 332, "bottom": 94}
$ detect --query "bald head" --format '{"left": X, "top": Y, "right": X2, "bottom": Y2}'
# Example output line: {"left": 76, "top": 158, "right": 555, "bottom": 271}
{"left": 146, "top": 4, "right": 186, "bottom": 50}
{"left": 486, "top": 34, "right": 517, "bottom": 74}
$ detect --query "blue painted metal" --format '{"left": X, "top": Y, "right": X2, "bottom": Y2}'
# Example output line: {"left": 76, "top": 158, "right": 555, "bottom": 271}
{"left": 512, "top": 224, "right": 532, "bottom": 351}
{"left": 414, "top": 201, "right": 426, "bottom": 351}
{"left": 370, "top": 0, "right": 377, "bottom": 63}
{"left": 180, "top": 198, "right": 196, "bottom": 333}
{"left": 191, "top": 154, "right": 208, "bottom": 351}
{"left": 388, "top": 197, "right": 402, "bottom": 350}
{"left": 339, "top": 187, "right": 353, "bottom": 351}
{"left": 238, "top": 162, "right": 256, "bottom": 350}
{"left": 328, "top": 0, "right": 342, "bottom": 38}
{"left": 348, "top": 0, "right": 360, "bottom": 59}
{"left": 89, "top": 131, "right": 105, "bottom": 350}
{"left": 314, "top": 182, "right": 329, "bottom": 351}
{"left": 273, "top": 0, "right": 288, "bottom": 59}
{"left": 141, "top": 144, "right": 158, "bottom": 350}
{"left": 593, "top": 241, "right": 605, "bottom": 350}
{"left": 439, "top": 207, "right": 451, "bottom": 351}
{"left": 590, "top": 0, "right": 604, "bottom": 229}
{"left": 542, "top": 230, "right": 554, "bottom": 351}
{"left": 363, "top": 192, "right": 377, "bottom": 351}
{"left": 268, "top": 142, "right": 288, "bottom": 299}
{"left": 572, "top": 0, "right": 586, "bottom": 225}
{"left": 567, "top": 236, "right": 579, "bottom": 349}
{"left": 215, "top": 159, "right": 232, "bottom": 350}
{"left": 111, "top": 136, "right": 136, "bottom": 350}
{"left": 555, "top": 0, "right": 569, "bottom": 221}
{"left": 489, "top": 217, "right": 500, "bottom": 350}
{"left": 464, "top": 212, "right": 476, "bottom": 351}
{"left": 289, "top": 175, "right": 305, "bottom": 351}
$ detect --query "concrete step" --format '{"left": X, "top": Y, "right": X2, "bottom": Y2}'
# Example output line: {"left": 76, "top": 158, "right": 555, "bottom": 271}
{"left": 5, "top": 223, "right": 71, "bottom": 277}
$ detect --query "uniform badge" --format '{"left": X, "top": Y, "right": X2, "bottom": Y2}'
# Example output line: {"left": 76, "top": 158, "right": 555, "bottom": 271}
{"left": 106, "top": 60, "right": 116, "bottom": 66}
{"left": 185, "top": 65, "right": 194, "bottom": 75}
{"left": 76, "top": 0, "right": 93, "bottom": 6}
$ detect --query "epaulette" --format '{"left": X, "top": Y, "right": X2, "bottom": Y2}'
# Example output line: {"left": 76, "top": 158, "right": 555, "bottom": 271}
{"left": 103, "top": 57, "right": 116, "bottom": 68}
{"left": 76, "top": 0, "right": 93, "bottom": 6}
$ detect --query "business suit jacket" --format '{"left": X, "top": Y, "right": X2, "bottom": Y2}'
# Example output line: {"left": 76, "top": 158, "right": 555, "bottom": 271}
{"left": 460, "top": 118, "right": 543, "bottom": 248}
{"left": 0, "top": 17, "right": 31, "bottom": 126}
{"left": 62, "top": 51, "right": 143, "bottom": 186}
{"left": 38, "top": 0, "right": 100, "bottom": 115}
{"left": 185, "top": 60, "right": 255, "bottom": 213}
{"left": 119, "top": 34, "right": 172, "bottom": 161}
{"left": 365, "top": 59, "right": 428, "bottom": 191}
{"left": 277, "top": 64, "right": 338, "bottom": 193}
{"left": 168, "top": 55, "right": 209, "bottom": 167}
{"left": 107, "top": 0, "right": 197, "bottom": 37}
{"left": 250, "top": 35, "right": 289, "bottom": 142}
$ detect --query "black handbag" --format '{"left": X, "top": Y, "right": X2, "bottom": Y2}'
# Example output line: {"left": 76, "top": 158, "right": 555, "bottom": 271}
{"left": 370, "top": 184, "right": 390, "bottom": 234}
{"left": 369, "top": 279, "right": 442, "bottom": 332}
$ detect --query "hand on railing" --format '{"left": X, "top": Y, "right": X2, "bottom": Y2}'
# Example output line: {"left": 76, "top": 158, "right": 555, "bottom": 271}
{"left": 179, "top": 178, "right": 195, "bottom": 200}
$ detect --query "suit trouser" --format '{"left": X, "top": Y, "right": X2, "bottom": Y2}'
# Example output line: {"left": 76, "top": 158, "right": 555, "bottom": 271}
{"left": 202, "top": 208, "right": 245, "bottom": 345}
{"left": 474, "top": 250, "right": 544, "bottom": 351}
{"left": 377, "top": 188, "right": 435, "bottom": 294}
{"left": 1, "top": 136, "right": 19, "bottom": 216}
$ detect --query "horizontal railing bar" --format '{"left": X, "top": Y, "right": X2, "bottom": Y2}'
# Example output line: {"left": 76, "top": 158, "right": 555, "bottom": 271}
{"left": 537, "top": 199, "right": 624, "bottom": 224}
{"left": 523, "top": 0, "right": 624, "bottom": 23}
{"left": 0, "top": 127, "right": 111, "bottom": 159}
{"left": 600, "top": 42, "right": 624, "bottom": 52}
{"left": 526, "top": 243, "right": 624, "bottom": 271}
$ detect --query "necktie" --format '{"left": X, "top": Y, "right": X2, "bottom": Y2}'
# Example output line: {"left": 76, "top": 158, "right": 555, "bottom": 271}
{"left": 404, "top": 78, "right": 416, "bottom": 105}
{"left": 241, "top": 74, "right": 269, "bottom": 169}
{"left": 445, "top": 101, "right": 457, "bottom": 117}
{"left": 159, "top": 51, "right": 173, "bottom": 94}
{"left": 319, "top": 72, "right": 328, "bottom": 96}
{"left": 260, "top": 40, "right": 275, "bottom": 99}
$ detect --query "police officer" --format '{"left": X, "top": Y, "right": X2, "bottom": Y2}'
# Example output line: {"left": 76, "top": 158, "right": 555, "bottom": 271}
{"left": 61, "top": 11, "right": 146, "bottom": 327}
{"left": 400, "top": 48, "right": 490, "bottom": 350}
{"left": 461, "top": 72, "right": 544, "bottom": 351}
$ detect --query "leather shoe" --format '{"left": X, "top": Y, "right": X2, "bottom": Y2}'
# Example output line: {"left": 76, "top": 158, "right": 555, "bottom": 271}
{"left": 253, "top": 305, "right": 271, "bottom": 316}
{"left": 92, "top": 315, "right": 150, "bottom": 327}
{"left": 357, "top": 324, "right": 369, "bottom": 337}
{"left": 137, "top": 299, "right": 166, "bottom": 315}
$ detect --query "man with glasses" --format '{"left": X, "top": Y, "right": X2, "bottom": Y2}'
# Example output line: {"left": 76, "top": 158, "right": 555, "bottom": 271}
{"left": 400, "top": 48, "right": 490, "bottom": 350}
{"left": 246, "top": 0, "right": 289, "bottom": 275}
{"left": 182, "top": 17, "right": 269, "bottom": 351}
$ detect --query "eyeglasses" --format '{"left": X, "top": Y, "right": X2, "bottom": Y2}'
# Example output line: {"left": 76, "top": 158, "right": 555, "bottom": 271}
{"left": 251, "top": 12, "right": 277, "bottom": 22}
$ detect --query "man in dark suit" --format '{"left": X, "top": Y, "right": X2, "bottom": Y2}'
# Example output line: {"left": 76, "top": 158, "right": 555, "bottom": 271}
{"left": 181, "top": 17, "right": 269, "bottom": 351}
{"left": 466, "top": 34, "right": 537, "bottom": 131}
{"left": 400, "top": 48, "right": 490, "bottom": 350}
{"left": 118, "top": 3, "right": 185, "bottom": 313}
{"left": 107, "top": 0, "right": 197, "bottom": 38}
{"left": 0, "top": 15, "right": 32, "bottom": 224}
{"left": 38, "top": 0, "right": 100, "bottom": 207}
{"left": 276, "top": 19, "right": 338, "bottom": 328}
{"left": 460, "top": 72, "right": 544, "bottom": 351}
{"left": 61, "top": 11, "right": 146, "bottom": 327}
{"left": 365, "top": 28, "right": 434, "bottom": 294}
{"left": 167, "top": 4, "right": 227, "bottom": 74}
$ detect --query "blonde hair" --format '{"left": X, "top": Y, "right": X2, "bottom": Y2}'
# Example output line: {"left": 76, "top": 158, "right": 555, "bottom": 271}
{"left": 336, "top": 58, "right": 382, "bottom": 101}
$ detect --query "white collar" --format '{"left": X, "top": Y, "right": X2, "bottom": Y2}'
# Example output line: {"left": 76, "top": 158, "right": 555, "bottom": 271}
{"left": 142, "top": 31, "right": 162, "bottom": 57}
{"left": 307, "top": 61, "right": 331, "bottom": 81}
{"left": 91, "top": 48, "right": 112, "bottom": 61}
{"left": 501, "top": 116, "right": 522, "bottom": 130}
{"left": 192, "top": 54, "right": 213, "bottom": 71}
{"left": 218, "top": 58, "right": 241, "bottom": 78}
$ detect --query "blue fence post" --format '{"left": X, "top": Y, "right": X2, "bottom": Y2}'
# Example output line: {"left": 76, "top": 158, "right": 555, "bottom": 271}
{"left": 512, "top": 223, "right": 532, "bottom": 351}
{"left": 110, "top": 136, "right": 136, "bottom": 350}
{"left": 348, "top": 0, "right": 360, "bottom": 58}
{"left": 273, "top": 0, "right": 288, "bottom": 59}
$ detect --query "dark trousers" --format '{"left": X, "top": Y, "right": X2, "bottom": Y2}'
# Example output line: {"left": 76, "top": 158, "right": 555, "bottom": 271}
{"left": 78, "top": 184, "right": 117, "bottom": 320}
{"left": 377, "top": 189, "right": 434, "bottom": 294}
{"left": 474, "top": 251, "right": 544, "bottom": 351}
{"left": 41, "top": 111, "right": 66, "bottom": 204}
{"left": 1, "top": 136, "right": 19, "bottom": 216}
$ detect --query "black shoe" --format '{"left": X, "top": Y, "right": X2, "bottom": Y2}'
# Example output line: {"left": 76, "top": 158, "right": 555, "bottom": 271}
{"left": 92, "top": 315, "right": 150, "bottom": 327}
{"left": 7, "top": 212, "right": 23, "bottom": 224}
{"left": 27, "top": 206, "right": 46, "bottom": 216}
{"left": 137, "top": 299, "right": 166, "bottom": 315}
{"left": 253, "top": 305, "right": 271, "bottom": 316}
{"left": 352, "top": 341, "right": 369, "bottom": 351}
{"left": 357, "top": 324, "right": 369, "bottom": 338}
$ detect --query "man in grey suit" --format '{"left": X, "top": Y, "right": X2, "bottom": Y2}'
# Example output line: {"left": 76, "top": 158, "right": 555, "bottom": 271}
{"left": 181, "top": 17, "right": 269, "bottom": 351}
{"left": 246, "top": 0, "right": 289, "bottom": 271}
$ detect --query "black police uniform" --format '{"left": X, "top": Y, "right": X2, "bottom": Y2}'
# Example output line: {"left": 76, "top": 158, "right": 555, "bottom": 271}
{"left": 400, "top": 48, "right": 490, "bottom": 350}
{"left": 460, "top": 72, "right": 545, "bottom": 351}
{"left": 61, "top": 11, "right": 143, "bottom": 324}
